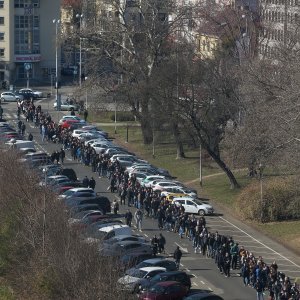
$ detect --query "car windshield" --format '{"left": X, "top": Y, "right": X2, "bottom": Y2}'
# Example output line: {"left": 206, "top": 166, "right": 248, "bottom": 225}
{"left": 148, "top": 285, "right": 165, "bottom": 294}
{"left": 136, "top": 261, "right": 152, "bottom": 268}
{"left": 63, "top": 190, "right": 74, "bottom": 196}
{"left": 193, "top": 199, "right": 203, "bottom": 205}
{"left": 130, "top": 269, "right": 147, "bottom": 278}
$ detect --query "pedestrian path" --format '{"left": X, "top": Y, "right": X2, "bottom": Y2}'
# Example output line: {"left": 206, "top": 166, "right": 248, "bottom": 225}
{"left": 205, "top": 216, "right": 300, "bottom": 280}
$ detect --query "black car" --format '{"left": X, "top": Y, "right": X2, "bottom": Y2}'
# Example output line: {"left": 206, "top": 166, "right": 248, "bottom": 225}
{"left": 66, "top": 196, "right": 111, "bottom": 214}
{"left": 184, "top": 292, "right": 224, "bottom": 300}
{"left": 139, "top": 271, "right": 191, "bottom": 292}
{"left": 16, "top": 90, "right": 37, "bottom": 100}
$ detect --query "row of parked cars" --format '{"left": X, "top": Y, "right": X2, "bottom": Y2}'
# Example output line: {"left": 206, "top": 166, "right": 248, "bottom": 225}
{"left": 0, "top": 88, "right": 44, "bottom": 102}
{"left": 58, "top": 115, "right": 214, "bottom": 217}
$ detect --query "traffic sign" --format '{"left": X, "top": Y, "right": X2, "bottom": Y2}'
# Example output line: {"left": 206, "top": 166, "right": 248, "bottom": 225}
{"left": 24, "top": 63, "right": 32, "bottom": 71}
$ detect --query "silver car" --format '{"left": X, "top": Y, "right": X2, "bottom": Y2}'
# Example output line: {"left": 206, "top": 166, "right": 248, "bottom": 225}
{"left": 1, "top": 92, "right": 23, "bottom": 102}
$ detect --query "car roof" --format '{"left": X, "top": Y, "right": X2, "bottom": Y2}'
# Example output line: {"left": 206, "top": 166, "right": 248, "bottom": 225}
{"left": 156, "top": 281, "right": 182, "bottom": 287}
{"left": 67, "top": 187, "right": 94, "bottom": 192}
{"left": 157, "top": 270, "right": 185, "bottom": 276}
{"left": 142, "top": 258, "right": 164, "bottom": 264}
{"left": 115, "top": 240, "right": 144, "bottom": 246}
{"left": 139, "top": 267, "right": 166, "bottom": 272}
{"left": 99, "top": 224, "right": 129, "bottom": 232}
{"left": 185, "top": 293, "right": 224, "bottom": 300}
{"left": 173, "top": 197, "right": 195, "bottom": 201}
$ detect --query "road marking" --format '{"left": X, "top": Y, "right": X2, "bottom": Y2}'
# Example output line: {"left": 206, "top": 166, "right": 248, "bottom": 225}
{"left": 144, "top": 234, "right": 148, "bottom": 237}
{"left": 201, "top": 280, "right": 205, "bottom": 284}
{"left": 193, "top": 283, "right": 198, "bottom": 286}
{"left": 180, "top": 263, "right": 184, "bottom": 266}
{"left": 175, "top": 242, "right": 188, "bottom": 253}
{"left": 219, "top": 216, "right": 300, "bottom": 269}
{"left": 186, "top": 269, "right": 191, "bottom": 272}
{"left": 192, "top": 274, "right": 197, "bottom": 278}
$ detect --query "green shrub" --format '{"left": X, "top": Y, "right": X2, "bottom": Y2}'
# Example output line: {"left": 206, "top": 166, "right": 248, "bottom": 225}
{"left": 236, "top": 176, "right": 300, "bottom": 222}
{"left": 109, "top": 112, "right": 135, "bottom": 122}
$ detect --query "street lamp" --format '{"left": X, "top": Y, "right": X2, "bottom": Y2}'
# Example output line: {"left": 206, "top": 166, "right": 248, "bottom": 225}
{"left": 76, "top": 14, "right": 84, "bottom": 87}
{"left": 42, "top": 168, "right": 47, "bottom": 256}
{"left": 53, "top": 19, "right": 60, "bottom": 111}
{"left": 258, "top": 163, "right": 265, "bottom": 222}
{"left": 199, "top": 143, "right": 203, "bottom": 186}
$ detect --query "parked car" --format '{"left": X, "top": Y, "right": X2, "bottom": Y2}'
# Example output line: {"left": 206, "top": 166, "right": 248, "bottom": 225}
{"left": 138, "top": 281, "right": 189, "bottom": 300}
{"left": 173, "top": 197, "right": 214, "bottom": 216}
{"left": 141, "top": 175, "right": 166, "bottom": 187}
{"left": 59, "top": 115, "right": 84, "bottom": 123}
{"left": 184, "top": 292, "right": 224, "bottom": 300}
{"left": 103, "top": 234, "right": 147, "bottom": 246}
{"left": 118, "top": 253, "right": 155, "bottom": 272}
{"left": 19, "top": 88, "right": 43, "bottom": 98}
{"left": 161, "top": 186, "right": 197, "bottom": 198}
{"left": 152, "top": 181, "right": 181, "bottom": 192}
{"left": 1, "top": 92, "right": 23, "bottom": 102}
{"left": 68, "top": 210, "right": 104, "bottom": 225}
{"left": 17, "top": 89, "right": 37, "bottom": 100}
{"left": 54, "top": 101, "right": 78, "bottom": 111}
{"left": 126, "top": 258, "right": 177, "bottom": 275}
{"left": 101, "top": 240, "right": 152, "bottom": 257}
{"left": 139, "top": 271, "right": 191, "bottom": 292}
{"left": 118, "top": 266, "right": 166, "bottom": 293}
{"left": 59, "top": 187, "right": 96, "bottom": 199}
{"left": 65, "top": 196, "right": 111, "bottom": 214}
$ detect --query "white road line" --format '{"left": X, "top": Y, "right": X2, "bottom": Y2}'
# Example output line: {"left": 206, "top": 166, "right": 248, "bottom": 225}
{"left": 175, "top": 242, "right": 188, "bottom": 253}
{"left": 180, "top": 263, "right": 184, "bottom": 266}
{"left": 192, "top": 274, "right": 197, "bottom": 278}
{"left": 201, "top": 280, "right": 205, "bottom": 284}
{"left": 193, "top": 283, "right": 198, "bottom": 286}
{"left": 219, "top": 216, "right": 300, "bottom": 269}
{"left": 208, "top": 287, "right": 213, "bottom": 291}
{"left": 144, "top": 234, "right": 148, "bottom": 237}
{"left": 186, "top": 269, "right": 191, "bottom": 272}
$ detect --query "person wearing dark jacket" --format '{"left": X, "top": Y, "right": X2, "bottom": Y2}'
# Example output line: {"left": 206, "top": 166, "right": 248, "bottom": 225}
{"left": 124, "top": 210, "right": 133, "bottom": 227}
{"left": 60, "top": 148, "right": 65, "bottom": 165}
{"left": 173, "top": 246, "right": 182, "bottom": 270}
{"left": 89, "top": 177, "right": 96, "bottom": 190}
{"left": 82, "top": 176, "right": 89, "bottom": 187}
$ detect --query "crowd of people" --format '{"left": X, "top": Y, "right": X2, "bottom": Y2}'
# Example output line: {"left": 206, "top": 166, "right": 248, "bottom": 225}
{"left": 18, "top": 100, "right": 300, "bottom": 300}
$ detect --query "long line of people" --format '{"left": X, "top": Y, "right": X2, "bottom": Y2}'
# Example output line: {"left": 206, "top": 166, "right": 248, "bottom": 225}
{"left": 19, "top": 101, "right": 300, "bottom": 300}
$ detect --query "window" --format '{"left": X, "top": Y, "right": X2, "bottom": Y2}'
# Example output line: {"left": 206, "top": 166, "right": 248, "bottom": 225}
{"left": 0, "top": 48, "right": 4, "bottom": 57}
{"left": 0, "top": 32, "right": 4, "bottom": 41}
{"left": 0, "top": 17, "right": 4, "bottom": 25}
{"left": 0, "top": 1, "right": 4, "bottom": 9}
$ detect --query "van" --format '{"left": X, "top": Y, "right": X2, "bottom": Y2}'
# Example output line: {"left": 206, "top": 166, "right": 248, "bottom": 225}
{"left": 97, "top": 224, "right": 132, "bottom": 241}
{"left": 6, "top": 139, "right": 35, "bottom": 150}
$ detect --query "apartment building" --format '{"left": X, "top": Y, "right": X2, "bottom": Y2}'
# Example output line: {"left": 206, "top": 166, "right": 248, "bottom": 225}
{"left": 259, "top": 0, "right": 300, "bottom": 58}
{"left": 0, "top": 0, "right": 61, "bottom": 85}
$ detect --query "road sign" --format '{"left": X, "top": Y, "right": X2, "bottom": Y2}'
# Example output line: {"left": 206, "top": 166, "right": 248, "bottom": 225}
{"left": 24, "top": 63, "right": 32, "bottom": 71}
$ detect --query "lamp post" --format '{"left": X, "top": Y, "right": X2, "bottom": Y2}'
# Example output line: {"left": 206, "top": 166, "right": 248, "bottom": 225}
{"left": 76, "top": 14, "right": 84, "bottom": 87}
{"left": 199, "top": 143, "right": 203, "bottom": 186}
{"left": 258, "top": 163, "right": 265, "bottom": 222}
{"left": 53, "top": 19, "right": 60, "bottom": 111}
{"left": 85, "top": 76, "right": 88, "bottom": 109}
{"left": 42, "top": 168, "right": 47, "bottom": 256}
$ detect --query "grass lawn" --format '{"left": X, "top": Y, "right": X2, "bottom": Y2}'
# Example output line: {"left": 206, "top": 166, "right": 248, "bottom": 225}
{"left": 99, "top": 120, "right": 300, "bottom": 255}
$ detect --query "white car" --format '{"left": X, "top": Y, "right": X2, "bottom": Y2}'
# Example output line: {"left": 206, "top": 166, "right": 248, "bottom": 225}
{"left": 91, "top": 142, "right": 113, "bottom": 154}
{"left": 117, "top": 266, "right": 166, "bottom": 292}
{"left": 1, "top": 92, "right": 23, "bottom": 102}
{"left": 54, "top": 101, "right": 78, "bottom": 111}
{"left": 110, "top": 154, "right": 136, "bottom": 162}
{"left": 161, "top": 186, "right": 197, "bottom": 198}
{"left": 84, "top": 138, "right": 108, "bottom": 146}
{"left": 72, "top": 129, "right": 89, "bottom": 138}
{"left": 150, "top": 181, "right": 180, "bottom": 191}
{"left": 141, "top": 175, "right": 166, "bottom": 187}
{"left": 173, "top": 197, "right": 214, "bottom": 216}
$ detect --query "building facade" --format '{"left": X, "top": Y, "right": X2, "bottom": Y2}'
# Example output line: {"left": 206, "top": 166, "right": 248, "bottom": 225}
{"left": 0, "top": 0, "right": 61, "bottom": 86}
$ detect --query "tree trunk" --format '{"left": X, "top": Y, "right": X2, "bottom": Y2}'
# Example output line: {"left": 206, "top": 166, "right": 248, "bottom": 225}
{"left": 172, "top": 122, "right": 185, "bottom": 159}
{"left": 140, "top": 117, "right": 153, "bottom": 144}
{"left": 205, "top": 145, "right": 240, "bottom": 189}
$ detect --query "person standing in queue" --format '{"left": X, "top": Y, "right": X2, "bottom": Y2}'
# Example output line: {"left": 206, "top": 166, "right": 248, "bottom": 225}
{"left": 134, "top": 208, "right": 143, "bottom": 232}
{"left": 125, "top": 209, "right": 133, "bottom": 227}
{"left": 82, "top": 176, "right": 89, "bottom": 188}
{"left": 173, "top": 246, "right": 182, "bottom": 270}
{"left": 60, "top": 148, "right": 65, "bottom": 165}
{"left": 89, "top": 177, "right": 96, "bottom": 190}
{"left": 158, "top": 233, "right": 166, "bottom": 254}
{"left": 151, "top": 235, "right": 159, "bottom": 257}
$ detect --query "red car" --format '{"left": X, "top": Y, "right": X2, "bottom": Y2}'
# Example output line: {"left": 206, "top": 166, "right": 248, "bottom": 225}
{"left": 61, "top": 120, "right": 82, "bottom": 130}
{"left": 139, "top": 281, "right": 188, "bottom": 300}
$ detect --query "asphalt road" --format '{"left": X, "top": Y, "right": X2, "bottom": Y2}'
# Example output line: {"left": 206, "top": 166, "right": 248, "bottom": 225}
{"left": 2, "top": 95, "right": 300, "bottom": 300}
